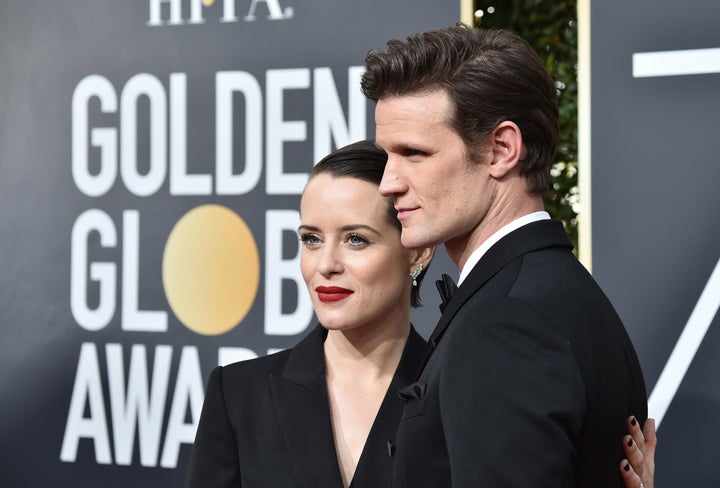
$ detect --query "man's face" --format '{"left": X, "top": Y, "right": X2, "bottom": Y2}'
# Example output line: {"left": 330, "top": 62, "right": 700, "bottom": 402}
{"left": 375, "top": 89, "right": 493, "bottom": 251}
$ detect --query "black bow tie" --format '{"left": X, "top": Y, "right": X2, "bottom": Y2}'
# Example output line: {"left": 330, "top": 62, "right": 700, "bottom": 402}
{"left": 435, "top": 274, "right": 458, "bottom": 313}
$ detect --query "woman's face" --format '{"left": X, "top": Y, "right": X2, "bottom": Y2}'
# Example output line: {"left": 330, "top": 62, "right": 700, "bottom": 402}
{"left": 299, "top": 174, "right": 416, "bottom": 333}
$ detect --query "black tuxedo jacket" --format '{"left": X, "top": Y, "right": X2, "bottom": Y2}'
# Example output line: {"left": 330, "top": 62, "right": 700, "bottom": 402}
{"left": 186, "top": 324, "right": 426, "bottom": 488}
{"left": 392, "top": 220, "right": 648, "bottom": 487}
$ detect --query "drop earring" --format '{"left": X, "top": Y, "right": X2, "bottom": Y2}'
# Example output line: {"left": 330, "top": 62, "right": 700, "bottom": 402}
{"left": 410, "top": 264, "right": 423, "bottom": 287}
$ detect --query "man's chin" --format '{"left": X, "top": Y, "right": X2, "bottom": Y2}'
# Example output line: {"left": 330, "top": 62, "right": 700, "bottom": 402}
{"left": 400, "top": 231, "right": 430, "bottom": 250}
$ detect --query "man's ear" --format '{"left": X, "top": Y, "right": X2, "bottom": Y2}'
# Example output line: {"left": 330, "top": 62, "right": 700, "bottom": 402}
{"left": 488, "top": 121, "right": 525, "bottom": 178}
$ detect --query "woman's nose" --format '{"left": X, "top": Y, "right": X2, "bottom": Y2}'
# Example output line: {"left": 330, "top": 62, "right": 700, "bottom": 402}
{"left": 317, "top": 245, "right": 343, "bottom": 277}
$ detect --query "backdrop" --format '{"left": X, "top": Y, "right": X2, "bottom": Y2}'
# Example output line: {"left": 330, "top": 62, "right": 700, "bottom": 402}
{"left": 590, "top": 0, "right": 720, "bottom": 485}
{"left": 0, "top": 1, "right": 459, "bottom": 486}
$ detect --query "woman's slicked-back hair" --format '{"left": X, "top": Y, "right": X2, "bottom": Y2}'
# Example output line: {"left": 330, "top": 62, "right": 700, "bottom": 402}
{"left": 310, "top": 139, "right": 388, "bottom": 189}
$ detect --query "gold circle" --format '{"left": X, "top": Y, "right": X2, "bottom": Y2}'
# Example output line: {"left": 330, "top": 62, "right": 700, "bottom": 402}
{"left": 162, "top": 204, "right": 260, "bottom": 335}
{"left": 202, "top": 0, "right": 215, "bottom": 7}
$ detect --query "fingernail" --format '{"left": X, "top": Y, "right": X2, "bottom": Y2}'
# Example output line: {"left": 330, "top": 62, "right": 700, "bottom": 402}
{"left": 624, "top": 462, "right": 630, "bottom": 472}
{"left": 631, "top": 416, "right": 637, "bottom": 426}
{"left": 627, "top": 437, "right": 633, "bottom": 447}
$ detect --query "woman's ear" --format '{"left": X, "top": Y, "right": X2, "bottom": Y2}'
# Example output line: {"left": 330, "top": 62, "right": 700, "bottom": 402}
{"left": 488, "top": 121, "right": 525, "bottom": 178}
{"left": 409, "top": 245, "right": 436, "bottom": 272}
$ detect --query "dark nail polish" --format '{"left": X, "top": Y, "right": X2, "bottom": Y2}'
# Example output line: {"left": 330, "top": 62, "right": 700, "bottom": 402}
{"left": 631, "top": 417, "right": 637, "bottom": 427}
{"left": 627, "top": 437, "right": 633, "bottom": 447}
{"left": 624, "top": 463, "right": 630, "bottom": 472}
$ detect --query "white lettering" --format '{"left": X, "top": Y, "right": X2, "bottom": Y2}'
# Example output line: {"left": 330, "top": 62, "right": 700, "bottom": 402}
{"left": 60, "top": 343, "right": 112, "bottom": 464}
{"left": 72, "top": 75, "right": 118, "bottom": 197}
{"left": 150, "top": 0, "right": 293, "bottom": 25}
{"left": 160, "top": 346, "right": 205, "bottom": 468}
{"left": 121, "top": 210, "right": 168, "bottom": 331}
{"left": 220, "top": 0, "right": 239, "bottom": 22}
{"left": 244, "top": 0, "right": 294, "bottom": 21}
{"left": 215, "top": 71, "right": 263, "bottom": 195}
{"left": 120, "top": 73, "right": 167, "bottom": 197}
{"left": 264, "top": 210, "right": 313, "bottom": 335}
{"left": 107, "top": 343, "right": 172, "bottom": 466}
{"left": 61, "top": 343, "right": 213, "bottom": 467}
{"left": 71, "top": 210, "right": 117, "bottom": 331}
{"left": 188, "top": 0, "right": 206, "bottom": 24}
{"left": 266, "top": 69, "right": 310, "bottom": 195}
{"left": 170, "top": 73, "right": 212, "bottom": 195}
{"left": 313, "top": 66, "right": 367, "bottom": 163}
{"left": 71, "top": 68, "right": 364, "bottom": 198}
{"left": 147, "top": 0, "right": 183, "bottom": 26}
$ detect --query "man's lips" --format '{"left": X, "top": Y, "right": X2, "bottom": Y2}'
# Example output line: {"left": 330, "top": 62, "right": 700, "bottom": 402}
{"left": 315, "top": 286, "right": 354, "bottom": 303}
{"left": 396, "top": 207, "right": 418, "bottom": 220}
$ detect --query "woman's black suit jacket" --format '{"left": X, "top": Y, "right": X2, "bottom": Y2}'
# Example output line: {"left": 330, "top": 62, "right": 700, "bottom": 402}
{"left": 186, "top": 324, "right": 426, "bottom": 488}
{"left": 392, "top": 219, "right": 648, "bottom": 488}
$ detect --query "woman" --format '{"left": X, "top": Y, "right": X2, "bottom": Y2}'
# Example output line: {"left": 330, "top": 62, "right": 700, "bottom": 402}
{"left": 185, "top": 140, "right": 654, "bottom": 487}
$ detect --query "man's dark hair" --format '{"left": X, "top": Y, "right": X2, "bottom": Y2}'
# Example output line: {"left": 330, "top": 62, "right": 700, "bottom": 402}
{"left": 361, "top": 25, "right": 558, "bottom": 194}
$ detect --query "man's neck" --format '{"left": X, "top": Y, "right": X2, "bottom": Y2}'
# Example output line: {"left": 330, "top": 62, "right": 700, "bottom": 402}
{"left": 446, "top": 194, "right": 545, "bottom": 271}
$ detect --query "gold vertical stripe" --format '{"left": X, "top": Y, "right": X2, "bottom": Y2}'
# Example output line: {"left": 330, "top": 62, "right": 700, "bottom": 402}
{"left": 577, "top": 0, "right": 592, "bottom": 271}
{"left": 460, "top": 0, "right": 473, "bottom": 24}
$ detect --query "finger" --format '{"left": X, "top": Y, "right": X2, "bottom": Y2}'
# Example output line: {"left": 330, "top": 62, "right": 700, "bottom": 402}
{"left": 622, "top": 433, "right": 644, "bottom": 470}
{"left": 619, "top": 459, "right": 643, "bottom": 488}
{"left": 643, "top": 418, "right": 657, "bottom": 456}
{"left": 627, "top": 415, "right": 645, "bottom": 449}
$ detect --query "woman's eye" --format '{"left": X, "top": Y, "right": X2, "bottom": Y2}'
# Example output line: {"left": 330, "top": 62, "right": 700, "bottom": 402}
{"left": 346, "top": 233, "right": 369, "bottom": 247}
{"left": 299, "top": 233, "right": 321, "bottom": 247}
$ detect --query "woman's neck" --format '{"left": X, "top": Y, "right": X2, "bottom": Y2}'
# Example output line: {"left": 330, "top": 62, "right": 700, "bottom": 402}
{"left": 323, "top": 320, "right": 410, "bottom": 382}
{"left": 323, "top": 319, "right": 411, "bottom": 487}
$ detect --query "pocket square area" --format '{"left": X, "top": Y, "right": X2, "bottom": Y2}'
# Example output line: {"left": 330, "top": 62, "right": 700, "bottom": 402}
{"left": 397, "top": 382, "right": 427, "bottom": 401}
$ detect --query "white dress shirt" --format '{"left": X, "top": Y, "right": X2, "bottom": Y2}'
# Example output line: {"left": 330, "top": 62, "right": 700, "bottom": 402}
{"left": 457, "top": 211, "right": 551, "bottom": 286}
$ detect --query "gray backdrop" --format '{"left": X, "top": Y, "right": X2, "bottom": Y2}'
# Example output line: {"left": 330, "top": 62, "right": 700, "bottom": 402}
{"left": 0, "top": 1, "right": 458, "bottom": 486}
{"left": 591, "top": 0, "right": 720, "bottom": 485}
{"left": 4, "top": 0, "right": 705, "bottom": 485}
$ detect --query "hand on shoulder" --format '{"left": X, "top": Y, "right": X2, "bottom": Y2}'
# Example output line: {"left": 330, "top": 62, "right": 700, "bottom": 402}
{"left": 620, "top": 416, "right": 656, "bottom": 488}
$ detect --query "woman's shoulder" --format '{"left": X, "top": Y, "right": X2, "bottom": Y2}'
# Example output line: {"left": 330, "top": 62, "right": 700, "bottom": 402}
{"left": 217, "top": 323, "right": 326, "bottom": 386}
{"left": 219, "top": 347, "right": 294, "bottom": 383}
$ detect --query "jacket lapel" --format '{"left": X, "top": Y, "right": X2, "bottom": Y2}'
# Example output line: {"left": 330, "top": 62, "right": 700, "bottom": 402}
{"left": 269, "top": 325, "right": 345, "bottom": 488}
{"left": 350, "top": 327, "right": 427, "bottom": 488}
{"left": 422, "top": 220, "right": 573, "bottom": 372}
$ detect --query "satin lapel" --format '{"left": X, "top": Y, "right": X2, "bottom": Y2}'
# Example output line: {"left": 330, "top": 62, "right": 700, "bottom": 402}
{"left": 269, "top": 325, "right": 344, "bottom": 488}
{"left": 421, "top": 220, "right": 572, "bottom": 371}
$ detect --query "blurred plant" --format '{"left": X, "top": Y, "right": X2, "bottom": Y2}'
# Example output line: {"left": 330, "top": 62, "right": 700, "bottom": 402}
{"left": 475, "top": 1, "right": 579, "bottom": 250}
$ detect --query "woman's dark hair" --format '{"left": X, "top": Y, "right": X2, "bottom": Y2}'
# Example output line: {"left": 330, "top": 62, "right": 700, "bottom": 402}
{"left": 308, "top": 139, "right": 428, "bottom": 307}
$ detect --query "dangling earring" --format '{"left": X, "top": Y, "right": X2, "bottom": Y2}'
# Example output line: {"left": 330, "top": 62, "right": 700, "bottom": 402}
{"left": 410, "top": 264, "right": 423, "bottom": 287}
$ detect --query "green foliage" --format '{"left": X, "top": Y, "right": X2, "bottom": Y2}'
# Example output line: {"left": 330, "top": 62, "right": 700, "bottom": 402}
{"left": 474, "top": 1, "right": 579, "bottom": 250}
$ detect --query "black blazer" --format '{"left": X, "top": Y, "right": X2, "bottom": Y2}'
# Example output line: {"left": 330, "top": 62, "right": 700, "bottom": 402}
{"left": 186, "top": 324, "right": 426, "bottom": 488}
{"left": 392, "top": 220, "right": 648, "bottom": 488}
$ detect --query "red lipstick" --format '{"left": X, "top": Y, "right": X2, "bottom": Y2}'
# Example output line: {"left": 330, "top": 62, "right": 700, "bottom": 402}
{"left": 316, "top": 286, "right": 353, "bottom": 303}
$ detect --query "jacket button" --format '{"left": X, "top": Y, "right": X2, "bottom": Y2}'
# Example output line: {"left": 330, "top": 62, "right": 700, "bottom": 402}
{"left": 387, "top": 440, "right": 395, "bottom": 458}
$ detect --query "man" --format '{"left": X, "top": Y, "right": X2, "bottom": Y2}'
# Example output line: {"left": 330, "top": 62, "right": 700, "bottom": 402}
{"left": 361, "top": 25, "right": 648, "bottom": 487}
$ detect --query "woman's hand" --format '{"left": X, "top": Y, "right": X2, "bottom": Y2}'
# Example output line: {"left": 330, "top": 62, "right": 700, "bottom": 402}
{"left": 620, "top": 416, "right": 657, "bottom": 488}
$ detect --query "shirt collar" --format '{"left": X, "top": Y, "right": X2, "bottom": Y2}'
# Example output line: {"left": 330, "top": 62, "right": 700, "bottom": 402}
{"left": 457, "top": 211, "right": 551, "bottom": 286}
